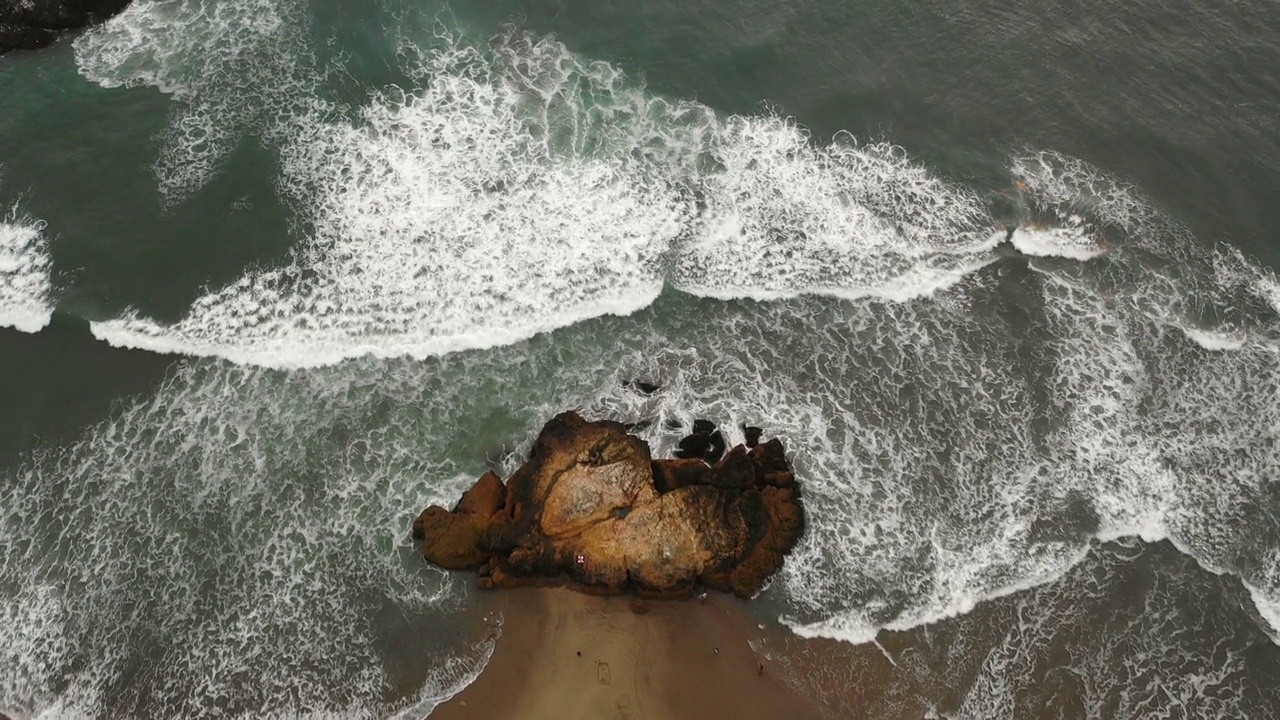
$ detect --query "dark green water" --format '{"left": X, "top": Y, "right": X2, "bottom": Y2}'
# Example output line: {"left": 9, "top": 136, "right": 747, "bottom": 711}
{"left": 3, "top": 0, "right": 1280, "bottom": 717}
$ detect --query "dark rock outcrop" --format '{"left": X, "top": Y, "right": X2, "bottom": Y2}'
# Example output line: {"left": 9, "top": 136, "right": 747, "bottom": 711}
{"left": 414, "top": 411, "right": 805, "bottom": 599}
{"left": 1, "top": 0, "right": 132, "bottom": 54}
{"left": 674, "top": 419, "right": 727, "bottom": 464}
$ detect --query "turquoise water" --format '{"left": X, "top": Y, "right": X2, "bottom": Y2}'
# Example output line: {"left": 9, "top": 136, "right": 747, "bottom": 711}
{"left": 3, "top": 0, "right": 1280, "bottom": 717}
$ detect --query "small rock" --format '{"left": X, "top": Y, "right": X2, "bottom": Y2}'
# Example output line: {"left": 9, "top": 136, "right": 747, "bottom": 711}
{"left": 675, "top": 433, "right": 711, "bottom": 459}
{"left": 631, "top": 598, "right": 651, "bottom": 614}
{"left": 705, "top": 430, "right": 726, "bottom": 464}
{"left": 742, "top": 425, "right": 763, "bottom": 448}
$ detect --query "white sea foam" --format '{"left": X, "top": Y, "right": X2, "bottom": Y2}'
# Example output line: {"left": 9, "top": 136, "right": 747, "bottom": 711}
{"left": 1013, "top": 150, "right": 1280, "bottom": 343}
{"left": 91, "top": 33, "right": 692, "bottom": 368}
{"left": 1011, "top": 151, "right": 1192, "bottom": 247}
{"left": 1009, "top": 224, "right": 1105, "bottom": 261}
{"left": 1177, "top": 326, "right": 1248, "bottom": 351}
{"left": 601, "top": 218, "right": 1280, "bottom": 661}
{"left": 0, "top": 357, "right": 519, "bottom": 718}
{"left": 1008, "top": 153, "right": 1280, "bottom": 644}
{"left": 950, "top": 541, "right": 1258, "bottom": 719}
{"left": 55, "top": 7, "right": 1280, "bottom": 698}
{"left": 648, "top": 151, "right": 1280, "bottom": 653}
{"left": 84, "top": 28, "right": 1006, "bottom": 367}
{"left": 0, "top": 585, "right": 75, "bottom": 717}
{"left": 1254, "top": 273, "right": 1280, "bottom": 316}
{"left": 386, "top": 628, "right": 499, "bottom": 720}
{"left": 10, "top": 211, "right": 1280, "bottom": 716}
{"left": 0, "top": 200, "right": 52, "bottom": 333}
{"left": 1246, "top": 561, "right": 1280, "bottom": 645}
{"left": 671, "top": 121, "right": 999, "bottom": 300}
{"left": 74, "top": 0, "right": 320, "bottom": 204}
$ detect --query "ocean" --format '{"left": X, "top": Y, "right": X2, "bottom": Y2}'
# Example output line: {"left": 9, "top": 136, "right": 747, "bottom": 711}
{"left": 2, "top": 0, "right": 1280, "bottom": 716}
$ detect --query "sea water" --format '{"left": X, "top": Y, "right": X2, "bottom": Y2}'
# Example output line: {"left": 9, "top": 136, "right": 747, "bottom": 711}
{"left": 2, "top": 0, "right": 1280, "bottom": 716}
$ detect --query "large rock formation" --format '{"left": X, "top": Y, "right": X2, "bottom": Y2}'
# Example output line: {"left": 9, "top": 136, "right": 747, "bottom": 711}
{"left": 413, "top": 412, "right": 805, "bottom": 599}
{"left": 1, "top": 0, "right": 132, "bottom": 54}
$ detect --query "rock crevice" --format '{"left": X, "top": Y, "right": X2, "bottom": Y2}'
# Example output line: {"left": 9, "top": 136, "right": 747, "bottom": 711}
{"left": 412, "top": 411, "right": 805, "bottom": 600}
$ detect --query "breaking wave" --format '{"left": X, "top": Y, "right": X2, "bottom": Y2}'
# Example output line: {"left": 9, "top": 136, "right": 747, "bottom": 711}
{"left": 0, "top": 196, "right": 52, "bottom": 333}
{"left": 78, "top": 20, "right": 999, "bottom": 367}
{"left": 763, "top": 152, "right": 1280, "bottom": 646}
{"left": 756, "top": 539, "right": 1276, "bottom": 719}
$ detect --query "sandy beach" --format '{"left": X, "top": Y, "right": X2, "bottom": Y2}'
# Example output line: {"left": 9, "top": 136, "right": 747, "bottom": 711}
{"left": 430, "top": 588, "right": 829, "bottom": 720}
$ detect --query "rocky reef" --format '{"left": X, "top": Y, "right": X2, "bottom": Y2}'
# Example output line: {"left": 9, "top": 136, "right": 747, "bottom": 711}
{"left": 1, "top": 0, "right": 132, "bottom": 54}
{"left": 413, "top": 411, "right": 805, "bottom": 600}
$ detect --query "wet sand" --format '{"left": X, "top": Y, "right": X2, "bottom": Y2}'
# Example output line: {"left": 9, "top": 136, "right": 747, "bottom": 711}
{"left": 429, "top": 588, "right": 827, "bottom": 720}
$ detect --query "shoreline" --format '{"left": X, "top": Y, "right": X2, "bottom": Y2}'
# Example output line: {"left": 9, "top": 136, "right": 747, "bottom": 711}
{"left": 429, "top": 588, "right": 828, "bottom": 720}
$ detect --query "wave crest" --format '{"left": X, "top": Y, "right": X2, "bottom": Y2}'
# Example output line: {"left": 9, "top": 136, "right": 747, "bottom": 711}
{"left": 0, "top": 196, "right": 52, "bottom": 333}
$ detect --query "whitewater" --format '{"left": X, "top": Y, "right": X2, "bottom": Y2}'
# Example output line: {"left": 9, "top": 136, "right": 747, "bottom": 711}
{"left": 1, "top": 0, "right": 1279, "bottom": 717}
{"left": 0, "top": 191, "right": 52, "bottom": 334}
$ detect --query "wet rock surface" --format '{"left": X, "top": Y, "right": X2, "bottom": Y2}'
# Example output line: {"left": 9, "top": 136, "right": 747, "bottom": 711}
{"left": 413, "top": 411, "right": 805, "bottom": 599}
{"left": 1, "top": 0, "right": 131, "bottom": 54}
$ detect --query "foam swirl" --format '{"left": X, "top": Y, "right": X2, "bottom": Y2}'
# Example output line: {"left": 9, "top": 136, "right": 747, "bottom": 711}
{"left": 83, "top": 28, "right": 999, "bottom": 367}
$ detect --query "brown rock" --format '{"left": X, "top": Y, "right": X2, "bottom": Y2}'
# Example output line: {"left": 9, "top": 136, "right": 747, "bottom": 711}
{"left": 416, "top": 506, "right": 490, "bottom": 570}
{"left": 749, "top": 438, "right": 790, "bottom": 474}
{"left": 708, "top": 445, "right": 755, "bottom": 489}
{"left": 652, "top": 457, "right": 710, "bottom": 492}
{"left": 414, "top": 411, "right": 805, "bottom": 599}
{"left": 456, "top": 470, "right": 505, "bottom": 517}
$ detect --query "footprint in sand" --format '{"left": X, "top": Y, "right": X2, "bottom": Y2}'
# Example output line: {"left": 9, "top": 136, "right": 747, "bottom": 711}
{"left": 616, "top": 693, "right": 634, "bottom": 719}
{"left": 596, "top": 661, "right": 612, "bottom": 685}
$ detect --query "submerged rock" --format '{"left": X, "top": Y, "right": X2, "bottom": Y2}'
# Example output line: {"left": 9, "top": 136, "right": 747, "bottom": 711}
{"left": 1, "top": 0, "right": 132, "bottom": 54}
{"left": 413, "top": 411, "right": 805, "bottom": 599}
{"left": 673, "top": 419, "right": 727, "bottom": 464}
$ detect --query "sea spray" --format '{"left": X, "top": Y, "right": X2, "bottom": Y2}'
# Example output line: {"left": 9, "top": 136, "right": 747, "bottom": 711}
{"left": 0, "top": 196, "right": 52, "bottom": 333}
